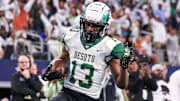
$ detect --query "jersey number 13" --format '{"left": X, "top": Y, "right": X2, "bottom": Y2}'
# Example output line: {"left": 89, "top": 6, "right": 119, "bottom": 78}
{"left": 70, "top": 60, "right": 94, "bottom": 89}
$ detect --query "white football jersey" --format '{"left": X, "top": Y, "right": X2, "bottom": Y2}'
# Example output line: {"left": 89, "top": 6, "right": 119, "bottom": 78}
{"left": 62, "top": 28, "right": 124, "bottom": 99}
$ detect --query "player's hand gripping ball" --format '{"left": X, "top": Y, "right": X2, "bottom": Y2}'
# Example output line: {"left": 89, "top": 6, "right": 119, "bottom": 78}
{"left": 42, "top": 59, "right": 67, "bottom": 81}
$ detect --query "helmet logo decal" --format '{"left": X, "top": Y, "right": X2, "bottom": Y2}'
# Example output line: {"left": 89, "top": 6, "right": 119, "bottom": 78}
{"left": 102, "top": 11, "right": 109, "bottom": 23}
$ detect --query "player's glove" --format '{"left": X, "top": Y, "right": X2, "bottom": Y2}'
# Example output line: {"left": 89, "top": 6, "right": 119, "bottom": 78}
{"left": 41, "top": 64, "right": 64, "bottom": 81}
{"left": 120, "top": 42, "right": 134, "bottom": 69}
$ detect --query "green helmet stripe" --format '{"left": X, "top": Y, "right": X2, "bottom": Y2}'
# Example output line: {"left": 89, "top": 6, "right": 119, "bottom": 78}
{"left": 102, "top": 11, "right": 109, "bottom": 23}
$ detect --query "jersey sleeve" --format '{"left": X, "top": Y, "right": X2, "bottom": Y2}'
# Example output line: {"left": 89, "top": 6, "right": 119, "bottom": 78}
{"left": 111, "top": 42, "right": 124, "bottom": 59}
{"left": 105, "top": 37, "right": 124, "bottom": 60}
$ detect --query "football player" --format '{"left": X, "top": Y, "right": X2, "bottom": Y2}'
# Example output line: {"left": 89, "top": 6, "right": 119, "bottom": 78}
{"left": 42, "top": 2, "right": 134, "bottom": 101}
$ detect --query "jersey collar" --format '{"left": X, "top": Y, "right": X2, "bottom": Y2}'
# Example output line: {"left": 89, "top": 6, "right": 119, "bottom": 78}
{"left": 80, "top": 34, "right": 105, "bottom": 49}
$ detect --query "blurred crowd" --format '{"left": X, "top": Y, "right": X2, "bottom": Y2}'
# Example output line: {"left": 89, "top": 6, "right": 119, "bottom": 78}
{"left": 0, "top": 0, "right": 180, "bottom": 66}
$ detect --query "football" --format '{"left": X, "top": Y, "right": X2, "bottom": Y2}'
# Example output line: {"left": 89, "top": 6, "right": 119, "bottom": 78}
{"left": 53, "top": 59, "right": 67, "bottom": 75}
{"left": 42, "top": 59, "right": 67, "bottom": 81}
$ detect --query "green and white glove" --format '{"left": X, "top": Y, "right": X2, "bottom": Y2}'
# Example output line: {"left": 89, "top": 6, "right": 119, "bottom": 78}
{"left": 120, "top": 42, "right": 134, "bottom": 69}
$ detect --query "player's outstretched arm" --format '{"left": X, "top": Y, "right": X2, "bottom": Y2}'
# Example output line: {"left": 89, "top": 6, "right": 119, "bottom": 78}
{"left": 109, "top": 43, "right": 134, "bottom": 89}
{"left": 109, "top": 58, "right": 129, "bottom": 89}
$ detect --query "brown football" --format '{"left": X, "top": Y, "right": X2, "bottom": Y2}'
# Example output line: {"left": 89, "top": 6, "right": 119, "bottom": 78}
{"left": 53, "top": 59, "right": 67, "bottom": 75}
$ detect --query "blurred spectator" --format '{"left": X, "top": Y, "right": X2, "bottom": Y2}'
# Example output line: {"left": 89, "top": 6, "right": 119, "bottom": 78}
{"left": 55, "top": 0, "right": 70, "bottom": 27}
{"left": 162, "top": 0, "right": 171, "bottom": 19}
{"left": 115, "top": 83, "right": 129, "bottom": 101}
{"left": 28, "top": 2, "right": 43, "bottom": 33}
{"left": 153, "top": 4, "right": 166, "bottom": 24}
{"left": 130, "top": 20, "right": 140, "bottom": 40}
{"left": 29, "top": 54, "right": 38, "bottom": 74}
{"left": 13, "top": 30, "right": 38, "bottom": 57}
{"left": 170, "top": 0, "right": 179, "bottom": 30}
{"left": 135, "top": 36, "right": 146, "bottom": 55}
{"left": 0, "top": 0, "right": 10, "bottom": 6}
{"left": 166, "top": 27, "right": 179, "bottom": 66}
{"left": 127, "top": 55, "right": 157, "bottom": 101}
{"left": 141, "top": 34, "right": 159, "bottom": 64}
{"left": 168, "top": 69, "right": 180, "bottom": 101}
{"left": 76, "top": 1, "right": 84, "bottom": 15}
{"left": 150, "top": 15, "right": 167, "bottom": 63}
{"left": 0, "top": 10, "right": 10, "bottom": 33}
{"left": 150, "top": 0, "right": 162, "bottom": 11}
{"left": 161, "top": 63, "right": 169, "bottom": 82}
{"left": 3, "top": 29, "right": 15, "bottom": 59}
{"left": 107, "top": 8, "right": 121, "bottom": 36}
{"left": 150, "top": 15, "right": 167, "bottom": 47}
{"left": 0, "top": 25, "right": 7, "bottom": 59}
{"left": 119, "top": 17, "right": 130, "bottom": 38}
{"left": 125, "top": 59, "right": 138, "bottom": 100}
{"left": 11, "top": 55, "right": 41, "bottom": 101}
{"left": 0, "top": 0, "right": 35, "bottom": 31}
{"left": 29, "top": 55, "right": 45, "bottom": 100}
{"left": 103, "top": 74, "right": 116, "bottom": 101}
{"left": 152, "top": 64, "right": 170, "bottom": 101}
{"left": 135, "top": 5, "right": 149, "bottom": 29}
{"left": 68, "top": 5, "right": 80, "bottom": 28}
{"left": 40, "top": 11, "right": 62, "bottom": 59}
{"left": 170, "top": 12, "right": 179, "bottom": 30}
{"left": 128, "top": 59, "right": 138, "bottom": 72}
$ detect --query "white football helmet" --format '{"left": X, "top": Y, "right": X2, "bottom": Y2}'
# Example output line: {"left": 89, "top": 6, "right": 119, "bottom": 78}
{"left": 80, "top": 2, "right": 112, "bottom": 43}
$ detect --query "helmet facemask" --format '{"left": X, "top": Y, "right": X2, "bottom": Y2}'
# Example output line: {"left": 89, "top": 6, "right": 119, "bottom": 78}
{"left": 80, "top": 17, "right": 108, "bottom": 43}
{"left": 80, "top": 2, "right": 111, "bottom": 43}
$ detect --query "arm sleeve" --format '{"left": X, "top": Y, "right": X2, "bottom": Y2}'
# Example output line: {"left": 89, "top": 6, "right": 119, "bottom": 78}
{"left": 11, "top": 74, "right": 36, "bottom": 95}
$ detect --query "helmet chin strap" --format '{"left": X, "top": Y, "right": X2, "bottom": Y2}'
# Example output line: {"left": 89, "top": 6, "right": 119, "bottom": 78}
{"left": 85, "top": 31, "right": 97, "bottom": 43}
{"left": 86, "top": 32, "right": 92, "bottom": 42}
